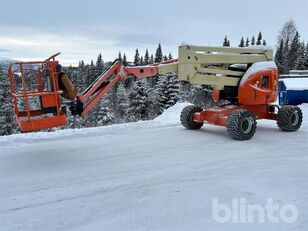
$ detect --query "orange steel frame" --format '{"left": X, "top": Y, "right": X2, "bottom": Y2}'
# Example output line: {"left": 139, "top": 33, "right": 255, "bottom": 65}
{"left": 8, "top": 53, "right": 67, "bottom": 132}
{"left": 193, "top": 104, "right": 278, "bottom": 127}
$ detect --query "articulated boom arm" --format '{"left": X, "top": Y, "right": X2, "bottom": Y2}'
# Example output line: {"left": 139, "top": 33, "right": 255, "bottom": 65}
{"left": 74, "top": 44, "right": 273, "bottom": 117}
{"left": 75, "top": 59, "right": 178, "bottom": 116}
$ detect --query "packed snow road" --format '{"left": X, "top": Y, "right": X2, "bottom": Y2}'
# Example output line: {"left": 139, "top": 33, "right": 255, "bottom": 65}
{"left": 0, "top": 103, "right": 307, "bottom": 231}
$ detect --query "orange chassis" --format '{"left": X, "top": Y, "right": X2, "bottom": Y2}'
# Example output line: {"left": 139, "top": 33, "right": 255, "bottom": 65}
{"left": 193, "top": 104, "right": 278, "bottom": 127}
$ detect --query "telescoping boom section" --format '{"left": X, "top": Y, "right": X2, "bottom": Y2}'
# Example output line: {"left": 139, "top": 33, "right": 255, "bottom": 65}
{"left": 7, "top": 45, "right": 302, "bottom": 140}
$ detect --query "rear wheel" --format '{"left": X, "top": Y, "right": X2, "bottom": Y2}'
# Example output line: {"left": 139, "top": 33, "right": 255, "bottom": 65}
{"left": 180, "top": 105, "right": 203, "bottom": 130}
{"left": 277, "top": 105, "right": 302, "bottom": 132}
{"left": 227, "top": 109, "right": 257, "bottom": 140}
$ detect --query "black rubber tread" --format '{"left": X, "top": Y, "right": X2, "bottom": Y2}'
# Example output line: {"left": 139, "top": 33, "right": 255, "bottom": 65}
{"left": 180, "top": 105, "right": 203, "bottom": 130}
{"left": 277, "top": 105, "right": 303, "bottom": 132}
{"left": 227, "top": 109, "right": 257, "bottom": 140}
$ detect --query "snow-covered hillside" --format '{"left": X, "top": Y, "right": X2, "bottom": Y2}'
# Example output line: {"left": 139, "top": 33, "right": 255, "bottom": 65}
{"left": 0, "top": 103, "right": 307, "bottom": 231}
{"left": 0, "top": 57, "right": 17, "bottom": 69}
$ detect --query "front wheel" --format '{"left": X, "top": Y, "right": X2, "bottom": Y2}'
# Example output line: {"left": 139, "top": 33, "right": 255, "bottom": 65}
{"left": 227, "top": 109, "right": 257, "bottom": 140}
{"left": 277, "top": 105, "right": 303, "bottom": 132}
{"left": 180, "top": 105, "right": 203, "bottom": 130}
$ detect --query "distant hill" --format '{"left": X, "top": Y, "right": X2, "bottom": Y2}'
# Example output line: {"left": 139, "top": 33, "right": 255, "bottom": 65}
{"left": 0, "top": 57, "right": 19, "bottom": 69}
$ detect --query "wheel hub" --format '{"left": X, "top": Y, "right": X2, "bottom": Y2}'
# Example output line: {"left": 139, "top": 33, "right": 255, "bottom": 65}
{"left": 290, "top": 111, "right": 299, "bottom": 126}
{"left": 241, "top": 117, "right": 254, "bottom": 134}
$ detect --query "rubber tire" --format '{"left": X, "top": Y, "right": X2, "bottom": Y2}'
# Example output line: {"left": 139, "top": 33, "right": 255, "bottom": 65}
{"left": 227, "top": 109, "right": 257, "bottom": 140}
{"left": 180, "top": 105, "right": 203, "bottom": 130}
{"left": 277, "top": 105, "right": 303, "bottom": 132}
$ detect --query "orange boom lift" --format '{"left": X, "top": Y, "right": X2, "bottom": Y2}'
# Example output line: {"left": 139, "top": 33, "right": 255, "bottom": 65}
{"left": 8, "top": 45, "right": 303, "bottom": 140}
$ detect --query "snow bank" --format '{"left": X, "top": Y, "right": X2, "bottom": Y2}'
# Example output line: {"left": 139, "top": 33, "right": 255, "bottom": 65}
{"left": 152, "top": 102, "right": 191, "bottom": 125}
{"left": 280, "top": 78, "right": 308, "bottom": 91}
{"left": 1, "top": 102, "right": 307, "bottom": 147}
{"left": 0, "top": 103, "right": 190, "bottom": 147}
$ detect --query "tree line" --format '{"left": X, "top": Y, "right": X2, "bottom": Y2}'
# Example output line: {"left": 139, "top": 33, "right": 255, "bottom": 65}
{"left": 223, "top": 20, "right": 308, "bottom": 74}
{"left": 274, "top": 19, "right": 308, "bottom": 74}
{"left": 223, "top": 31, "right": 267, "bottom": 47}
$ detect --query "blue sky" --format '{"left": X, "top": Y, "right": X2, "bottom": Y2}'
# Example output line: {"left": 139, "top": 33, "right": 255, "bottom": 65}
{"left": 0, "top": 0, "right": 307, "bottom": 65}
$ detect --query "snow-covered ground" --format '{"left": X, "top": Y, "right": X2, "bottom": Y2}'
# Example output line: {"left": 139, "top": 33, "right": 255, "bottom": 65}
{"left": 0, "top": 103, "right": 307, "bottom": 231}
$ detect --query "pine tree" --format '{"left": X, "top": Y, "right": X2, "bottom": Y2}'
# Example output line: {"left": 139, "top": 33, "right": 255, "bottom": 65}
{"left": 144, "top": 49, "right": 150, "bottom": 65}
{"left": 146, "top": 53, "right": 158, "bottom": 88}
{"left": 288, "top": 31, "right": 300, "bottom": 70}
{"left": 88, "top": 61, "right": 96, "bottom": 88}
{"left": 79, "top": 60, "right": 85, "bottom": 67}
{"left": 283, "top": 39, "right": 290, "bottom": 73}
{"left": 94, "top": 53, "right": 104, "bottom": 83}
{"left": 118, "top": 51, "right": 122, "bottom": 62}
{"left": 223, "top": 36, "right": 229, "bottom": 46}
{"left": 133, "top": 49, "right": 141, "bottom": 66}
{"left": 305, "top": 43, "right": 308, "bottom": 69}
{"left": 239, "top": 37, "right": 245, "bottom": 47}
{"left": 163, "top": 55, "right": 168, "bottom": 61}
{"left": 226, "top": 40, "right": 230, "bottom": 46}
{"left": 149, "top": 54, "right": 154, "bottom": 64}
{"left": 115, "top": 82, "right": 129, "bottom": 122}
{"left": 76, "top": 60, "right": 87, "bottom": 91}
{"left": 256, "top": 32, "right": 262, "bottom": 45}
{"left": 145, "top": 86, "right": 159, "bottom": 119}
{"left": 155, "top": 75, "right": 168, "bottom": 113}
{"left": 155, "top": 74, "right": 180, "bottom": 113}
{"left": 275, "top": 39, "right": 286, "bottom": 74}
{"left": 123, "top": 53, "right": 128, "bottom": 66}
{"left": 155, "top": 43, "right": 163, "bottom": 63}
{"left": 245, "top": 37, "right": 250, "bottom": 47}
{"left": 0, "top": 65, "right": 16, "bottom": 135}
{"left": 168, "top": 52, "right": 173, "bottom": 60}
{"left": 127, "top": 80, "right": 148, "bottom": 121}
{"left": 251, "top": 36, "right": 255, "bottom": 45}
{"left": 96, "top": 53, "right": 104, "bottom": 69}
{"left": 262, "top": 39, "right": 267, "bottom": 46}
{"left": 189, "top": 85, "right": 214, "bottom": 108}
{"left": 123, "top": 52, "right": 132, "bottom": 87}
{"left": 140, "top": 56, "right": 144, "bottom": 65}
{"left": 97, "top": 99, "right": 114, "bottom": 126}
{"left": 165, "top": 74, "right": 180, "bottom": 108}
{"left": 295, "top": 41, "right": 306, "bottom": 70}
